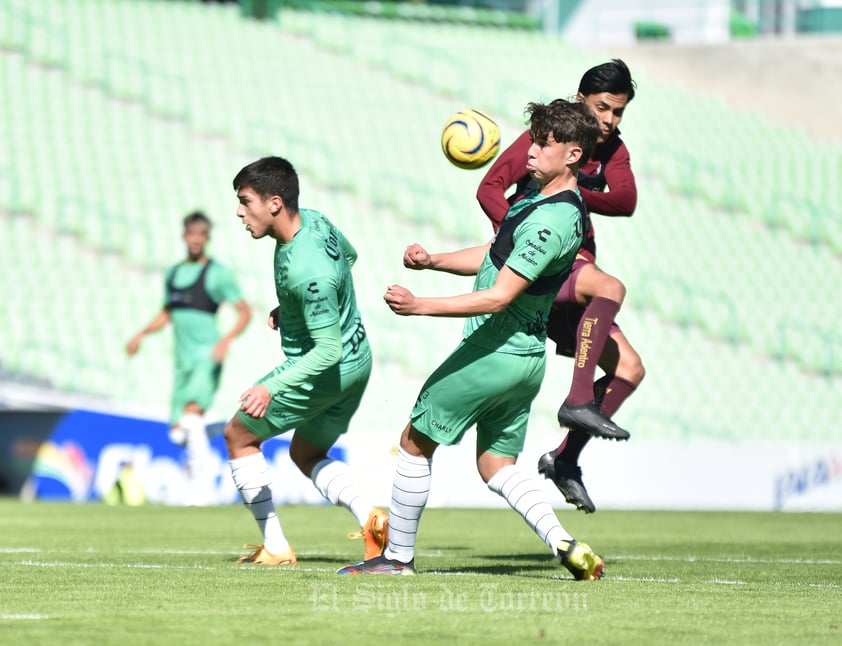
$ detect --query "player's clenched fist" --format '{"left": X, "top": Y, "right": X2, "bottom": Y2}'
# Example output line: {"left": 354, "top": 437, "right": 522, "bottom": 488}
{"left": 403, "top": 244, "right": 431, "bottom": 270}
{"left": 384, "top": 285, "right": 417, "bottom": 316}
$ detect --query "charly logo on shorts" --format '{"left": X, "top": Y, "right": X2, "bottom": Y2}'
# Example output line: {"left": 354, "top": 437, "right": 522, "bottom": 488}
{"left": 431, "top": 419, "right": 453, "bottom": 434}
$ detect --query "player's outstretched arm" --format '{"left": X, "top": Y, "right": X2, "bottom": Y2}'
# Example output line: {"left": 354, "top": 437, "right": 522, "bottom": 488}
{"left": 384, "top": 264, "right": 530, "bottom": 317}
{"left": 213, "top": 299, "right": 252, "bottom": 362}
{"left": 125, "top": 309, "right": 171, "bottom": 356}
{"left": 403, "top": 242, "right": 490, "bottom": 276}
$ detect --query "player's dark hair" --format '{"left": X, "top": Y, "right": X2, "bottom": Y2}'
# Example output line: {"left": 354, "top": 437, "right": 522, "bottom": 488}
{"left": 183, "top": 210, "right": 211, "bottom": 231}
{"left": 578, "top": 58, "right": 636, "bottom": 102}
{"left": 526, "top": 99, "right": 600, "bottom": 165}
{"left": 233, "top": 156, "right": 299, "bottom": 212}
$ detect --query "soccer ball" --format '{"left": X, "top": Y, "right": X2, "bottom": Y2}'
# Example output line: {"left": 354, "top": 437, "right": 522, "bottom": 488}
{"left": 440, "top": 109, "right": 501, "bottom": 170}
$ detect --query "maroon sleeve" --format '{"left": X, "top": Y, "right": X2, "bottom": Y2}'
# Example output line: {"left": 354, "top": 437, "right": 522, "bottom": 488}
{"left": 581, "top": 141, "right": 637, "bottom": 216}
{"left": 476, "top": 129, "right": 532, "bottom": 231}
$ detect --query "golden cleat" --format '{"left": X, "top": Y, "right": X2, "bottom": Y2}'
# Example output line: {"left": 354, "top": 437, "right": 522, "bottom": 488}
{"left": 236, "top": 544, "right": 297, "bottom": 566}
{"left": 347, "top": 509, "right": 389, "bottom": 560}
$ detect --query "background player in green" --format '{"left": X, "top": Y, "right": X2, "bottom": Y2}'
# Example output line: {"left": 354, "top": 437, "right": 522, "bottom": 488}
{"left": 339, "top": 100, "right": 604, "bottom": 580}
{"left": 126, "top": 211, "right": 252, "bottom": 505}
{"left": 224, "top": 156, "right": 387, "bottom": 566}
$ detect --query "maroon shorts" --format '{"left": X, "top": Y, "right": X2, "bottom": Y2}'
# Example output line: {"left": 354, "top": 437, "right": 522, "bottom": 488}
{"left": 547, "top": 257, "right": 621, "bottom": 357}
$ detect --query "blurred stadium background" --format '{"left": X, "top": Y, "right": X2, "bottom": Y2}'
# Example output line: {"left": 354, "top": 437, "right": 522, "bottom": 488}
{"left": 1, "top": 0, "right": 840, "bottom": 510}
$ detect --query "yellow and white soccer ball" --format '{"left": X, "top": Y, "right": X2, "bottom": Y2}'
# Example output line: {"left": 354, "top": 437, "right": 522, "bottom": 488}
{"left": 440, "top": 109, "right": 501, "bottom": 170}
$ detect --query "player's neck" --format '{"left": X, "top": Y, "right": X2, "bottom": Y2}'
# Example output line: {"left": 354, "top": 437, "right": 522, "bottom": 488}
{"left": 538, "top": 172, "right": 577, "bottom": 196}
{"left": 271, "top": 210, "right": 302, "bottom": 244}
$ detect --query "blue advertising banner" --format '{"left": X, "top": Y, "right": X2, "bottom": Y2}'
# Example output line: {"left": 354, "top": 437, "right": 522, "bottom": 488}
{"left": 27, "top": 409, "right": 345, "bottom": 506}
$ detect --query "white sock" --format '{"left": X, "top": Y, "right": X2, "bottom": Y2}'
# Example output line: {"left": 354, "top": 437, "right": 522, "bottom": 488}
{"left": 182, "top": 413, "right": 212, "bottom": 469}
{"left": 310, "top": 458, "right": 372, "bottom": 527}
{"left": 181, "top": 413, "right": 208, "bottom": 449}
{"left": 229, "top": 453, "right": 289, "bottom": 553}
{"left": 487, "top": 464, "right": 572, "bottom": 553}
{"left": 179, "top": 413, "right": 215, "bottom": 505}
{"left": 383, "top": 448, "right": 432, "bottom": 563}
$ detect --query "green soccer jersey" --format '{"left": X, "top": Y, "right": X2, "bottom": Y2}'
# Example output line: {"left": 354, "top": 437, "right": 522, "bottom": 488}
{"left": 273, "top": 209, "right": 370, "bottom": 372}
{"left": 164, "top": 260, "right": 243, "bottom": 367}
{"left": 462, "top": 190, "right": 584, "bottom": 355}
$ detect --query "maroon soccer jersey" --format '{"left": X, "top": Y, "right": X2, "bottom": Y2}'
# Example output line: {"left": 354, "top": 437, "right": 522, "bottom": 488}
{"left": 476, "top": 128, "right": 637, "bottom": 262}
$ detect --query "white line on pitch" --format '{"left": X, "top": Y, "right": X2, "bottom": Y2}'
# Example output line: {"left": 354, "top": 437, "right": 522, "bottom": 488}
{"left": 609, "top": 554, "right": 842, "bottom": 565}
{"left": 0, "top": 548, "right": 40, "bottom": 553}
{"left": 18, "top": 560, "right": 216, "bottom": 570}
{"left": 609, "top": 575, "right": 682, "bottom": 583}
{"left": 0, "top": 614, "right": 50, "bottom": 620}
{"left": 585, "top": 575, "right": 840, "bottom": 589}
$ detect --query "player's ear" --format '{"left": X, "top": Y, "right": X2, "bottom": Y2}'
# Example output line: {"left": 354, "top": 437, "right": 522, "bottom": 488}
{"left": 269, "top": 195, "right": 284, "bottom": 216}
{"left": 568, "top": 144, "right": 583, "bottom": 165}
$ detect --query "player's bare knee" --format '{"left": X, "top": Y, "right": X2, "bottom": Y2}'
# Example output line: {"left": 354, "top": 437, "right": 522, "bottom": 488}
{"left": 223, "top": 418, "right": 236, "bottom": 446}
{"left": 223, "top": 421, "right": 242, "bottom": 455}
{"left": 403, "top": 424, "right": 438, "bottom": 458}
{"left": 476, "top": 459, "right": 497, "bottom": 484}
{"left": 288, "top": 446, "right": 320, "bottom": 477}
{"left": 223, "top": 416, "right": 256, "bottom": 456}
{"left": 617, "top": 351, "right": 645, "bottom": 386}
{"left": 628, "top": 360, "right": 645, "bottom": 386}
{"left": 288, "top": 435, "right": 330, "bottom": 477}
{"left": 585, "top": 271, "right": 625, "bottom": 304}
{"left": 602, "top": 274, "right": 626, "bottom": 303}
{"left": 183, "top": 402, "right": 203, "bottom": 416}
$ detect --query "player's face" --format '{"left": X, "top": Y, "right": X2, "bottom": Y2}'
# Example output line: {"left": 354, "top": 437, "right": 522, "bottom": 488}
{"left": 526, "top": 133, "right": 579, "bottom": 186}
{"left": 236, "top": 187, "right": 276, "bottom": 239}
{"left": 183, "top": 224, "right": 209, "bottom": 260}
{"left": 579, "top": 91, "right": 629, "bottom": 143}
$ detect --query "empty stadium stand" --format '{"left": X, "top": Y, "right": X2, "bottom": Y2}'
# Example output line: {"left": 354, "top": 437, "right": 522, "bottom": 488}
{"left": 1, "top": 0, "right": 840, "bottom": 444}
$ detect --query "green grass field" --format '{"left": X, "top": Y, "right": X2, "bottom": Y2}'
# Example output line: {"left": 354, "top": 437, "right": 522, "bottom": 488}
{"left": 1, "top": 500, "right": 839, "bottom": 645}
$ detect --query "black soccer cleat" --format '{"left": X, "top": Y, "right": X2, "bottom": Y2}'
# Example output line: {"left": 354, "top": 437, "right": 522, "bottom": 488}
{"left": 557, "top": 400, "right": 630, "bottom": 441}
{"left": 536, "top": 448, "right": 559, "bottom": 481}
{"left": 537, "top": 450, "right": 596, "bottom": 514}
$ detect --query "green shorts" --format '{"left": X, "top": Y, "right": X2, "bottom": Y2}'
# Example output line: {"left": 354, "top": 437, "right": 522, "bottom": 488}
{"left": 237, "top": 357, "right": 372, "bottom": 450}
{"left": 410, "top": 340, "right": 545, "bottom": 458}
{"left": 171, "top": 360, "right": 223, "bottom": 423}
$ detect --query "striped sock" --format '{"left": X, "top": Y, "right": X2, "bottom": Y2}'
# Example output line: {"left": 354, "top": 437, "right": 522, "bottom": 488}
{"left": 487, "top": 464, "right": 571, "bottom": 552}
{"left": 311, "top": 458, "right": 371, "bottom": 527}
{"left": 229, "top": 453, "right": 289, "bottom": 553}
{"left": 383, "top": 448, "right": 431, "bottom": 563}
